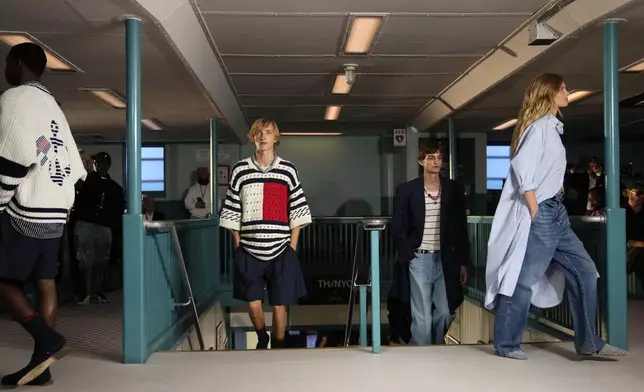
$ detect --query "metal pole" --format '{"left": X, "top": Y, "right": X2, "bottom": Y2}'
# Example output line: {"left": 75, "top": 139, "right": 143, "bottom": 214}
{"left": 209, "top": 119, "right": 220, "bottom": 289}
{"left": 370, "top": 230, "right": 381, "bottom": 354}
{"left": 209, "top": 119, "right": 218, "bottom": 215}
{"left": 603, "top": 19, "right": 628, "bottom": 350}
{"left": 122, "top": 16, "right": 146, "bottom": 364}
{"left": 448, "top": 118, "right": 457, "bottom": 180}
{"left": 359, "top": 286, "right": 367, "bottom": 346}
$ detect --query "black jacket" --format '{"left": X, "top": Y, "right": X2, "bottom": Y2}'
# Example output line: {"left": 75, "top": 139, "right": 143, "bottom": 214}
{"left": 388, "top": 176, "right": 471, "bottom": 314}
{"left": 74, "top": 172, "right": 124, "bottom": 229}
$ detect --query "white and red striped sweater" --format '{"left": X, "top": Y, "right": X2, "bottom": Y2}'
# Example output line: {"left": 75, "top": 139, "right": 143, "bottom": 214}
{"left": 219, "top": 156, "right": 312, "bottom": 261}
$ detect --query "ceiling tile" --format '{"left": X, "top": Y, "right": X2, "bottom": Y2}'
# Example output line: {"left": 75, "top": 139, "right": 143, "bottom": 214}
{"left": 197, "top": 0, "right": 547, "bottom": 14}
{"left": 375, "top": 15, "right": 529, "bottom": 55}
{"left": 204, "top": 15, "right": 346, "bottom": 55}
{"left": 351, "top": 74, "right": 454, "bottom": 95}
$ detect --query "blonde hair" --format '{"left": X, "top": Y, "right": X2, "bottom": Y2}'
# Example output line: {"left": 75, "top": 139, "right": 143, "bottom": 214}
{"left": 247, "top": 118, "right": 280, "bottom": 147}
{"left": 510, "top": 73, "right": 564, "bottom": 157}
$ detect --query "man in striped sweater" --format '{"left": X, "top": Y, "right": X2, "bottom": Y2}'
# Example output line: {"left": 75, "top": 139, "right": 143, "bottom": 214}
{"left": 220, "top": 119, "right": 311, "bottom": 349}
{"left": 0, "top": 43, "right": 85, "bottom": 386}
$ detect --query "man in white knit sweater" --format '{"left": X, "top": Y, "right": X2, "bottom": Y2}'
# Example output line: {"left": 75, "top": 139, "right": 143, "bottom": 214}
{"left": 0, "top": 43, "right": 85, "bottom": 386}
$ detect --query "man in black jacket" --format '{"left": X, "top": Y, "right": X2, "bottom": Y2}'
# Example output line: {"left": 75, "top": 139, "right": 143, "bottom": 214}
{"left": 389, "top": 141, "right": 470, "bottom": 346}
{"left": 73, "top": 152, "right": 124, "bottom": 305}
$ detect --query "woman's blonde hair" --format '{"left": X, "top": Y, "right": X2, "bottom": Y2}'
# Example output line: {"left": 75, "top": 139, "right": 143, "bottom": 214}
{"left": 510, "top": 73, "right": 564, "bottom": 157}
{"left": 247, "top": 118, "right": 280, "bottom": 147}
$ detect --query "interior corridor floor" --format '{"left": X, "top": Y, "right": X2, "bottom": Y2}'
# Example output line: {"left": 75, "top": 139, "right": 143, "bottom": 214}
{"left": 0, "top": 299, "right": 642, "bottom": 391}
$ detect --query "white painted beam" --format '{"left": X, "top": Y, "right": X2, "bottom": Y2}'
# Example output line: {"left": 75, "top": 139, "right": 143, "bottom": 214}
{"left": 412, "top": 0, "right": 639, "bottom": 132}
{"left": 134, "top": 0, "right": 248, "bottom": 140}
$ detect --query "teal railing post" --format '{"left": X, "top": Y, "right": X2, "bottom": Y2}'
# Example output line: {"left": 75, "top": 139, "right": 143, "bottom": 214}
{"left": 121, "top": 15, "right": 145, "bottom": 364}
{"left": 363, "top": 219, "right": 387, "bottom": 354}
{"left": 209, "top": 118, "right": 220, "bottom": 287}
{"left": 603, "top": 19, "right": 628, "bottom": 350}
{"left": 448, "top": 117, "right": 457, "bottom": 180}
{"left": 359, "top": 286, "right": 367, "bottom": 346}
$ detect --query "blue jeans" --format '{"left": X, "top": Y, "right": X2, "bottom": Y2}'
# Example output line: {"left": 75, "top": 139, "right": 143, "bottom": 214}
{"left": 494, "top": 196, "right": 605, "bottom": 356}
{"left": 409, "top": 252, "right": 452, "bottom": 345}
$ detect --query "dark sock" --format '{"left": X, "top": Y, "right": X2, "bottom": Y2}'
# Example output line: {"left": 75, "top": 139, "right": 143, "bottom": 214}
{"left": 271, "top": 336, "right": 285, "bottom": 349}
{"left": 21, "top": 313, "right": 63, "bottom": 353}
{"left": 256, "top": 328, "right": 270, "bottom": 349}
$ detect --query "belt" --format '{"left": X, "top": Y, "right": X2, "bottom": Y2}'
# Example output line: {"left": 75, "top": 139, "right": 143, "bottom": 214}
{"left": 416, "top": 249, "right": 440, "bottom": 254}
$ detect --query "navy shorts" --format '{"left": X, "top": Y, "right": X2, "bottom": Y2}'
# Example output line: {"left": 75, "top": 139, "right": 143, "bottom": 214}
{"left": 233, "top": 246, "right": 307, "bottom": 306}
{"left": 0, "top": 214, "right": 61, "bottom": 283}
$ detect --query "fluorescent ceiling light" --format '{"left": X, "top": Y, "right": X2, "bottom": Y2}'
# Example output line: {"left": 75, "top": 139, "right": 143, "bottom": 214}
{"left": 492, "top": 118, "right": 518, "bottom": 130}
{"left": 0, "top": 33, "right": 78, "bottom": 72}
{"left": 620, "top": 58, "right": 644, "bottom": 73}
{"left": 343, "top": 16, "right": 383, "bottom": 54}
{"left": 332, "top": 74, "right": 353, "bottom": 94}
{"left": 325, "top": 106, "right": 341, "bottom": 121}
{"left": 142, "top": 118, "right": 165, "bottom": 131}
{"left": 81, "top": 88, "right": 126, "bottom": 109}
{"left": 567, "top": 89, "right": 597, "bottom": 103}
{"left": 282, "top": 133, "right": 343, "bottom": 136}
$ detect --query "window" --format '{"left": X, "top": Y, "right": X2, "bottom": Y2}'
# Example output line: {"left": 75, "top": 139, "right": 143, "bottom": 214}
{"left": 487, "top": 145, "right": 511, "bottom": 190}
{"left": 141, "top": 146, "right": 165, "bottom": 193}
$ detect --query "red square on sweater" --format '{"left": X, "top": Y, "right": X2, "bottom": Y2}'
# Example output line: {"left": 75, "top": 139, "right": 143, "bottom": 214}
{"left": 262, "top": 182, "right": 289, "bottom": 222}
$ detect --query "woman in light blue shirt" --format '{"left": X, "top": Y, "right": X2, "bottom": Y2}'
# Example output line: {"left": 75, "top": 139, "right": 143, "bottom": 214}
{"left": 485, "top": 73, "right": 625, "bottom": 360}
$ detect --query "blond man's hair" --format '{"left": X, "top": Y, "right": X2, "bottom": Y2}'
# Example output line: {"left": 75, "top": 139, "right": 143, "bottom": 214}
{"left": 247, "top": 118, "right": 280, "bottom": 147}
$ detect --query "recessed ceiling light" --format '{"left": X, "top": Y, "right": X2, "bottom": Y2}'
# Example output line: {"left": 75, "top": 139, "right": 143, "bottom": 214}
{"left": 343, "top": 16, "right": 384, "bottom": 55}
{"left": 325, "top": 106, "right": 341, "bottom": 121}
{"left": 620, "top": 58, "right": 644, "bottom": 73}
{"left": 142, "top": 118, "right": 165, "bottom": 131}
{"left": 282, "top": 132, "right": 343, "bottom": 136}
{"left": 492, "top": 118, "right": 518, "bottom": 130}
{"left": 80, "top": 88, "right": 126, "bottom": 109}
{"left": 567, "top": 89, "right": 598, "bottom": 104}
{"left": 0, "top": 32, "right": 79, "bottom": 72}
{"left": 332, "top": 75, "right": 353, "bottom": 95}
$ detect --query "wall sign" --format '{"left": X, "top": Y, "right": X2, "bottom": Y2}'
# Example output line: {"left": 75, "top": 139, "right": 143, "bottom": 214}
{"left": 393, "top": 128, "right": 406, "bottom": 147}
{"left": 217, "top": 165, "right": 230, "bottom": 186}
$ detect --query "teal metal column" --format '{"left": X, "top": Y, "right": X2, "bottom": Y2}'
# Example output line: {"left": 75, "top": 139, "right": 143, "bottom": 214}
{"left": 448, "top": 118, "right": 457, "bottom": 180}
{"left": 603, "top": 19, "right": 628, "bottom": 350}
{"left": 122, "top": 16, "right": 146, "bottom": 364}
{"left": 209, "top": 119, "right": 220, "bottom": 288}
{"left": 359, "top": 286, "right": 367, "bottom": 346}
{"left": 369, "top": 230, "right": 381, "bottom": 354}
{"left": 209, "top": 119, "right": 218, "bottom": 216}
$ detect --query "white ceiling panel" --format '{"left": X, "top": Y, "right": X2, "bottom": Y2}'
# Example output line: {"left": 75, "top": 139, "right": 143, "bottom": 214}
{"left": 375, "top": 15, "right": 529, "bottom": 55}
{"left": 197, "top": 0, "right": 547, "bottom": 14}
{"left": 223, "top": 55, "right": 477, "bottom": 75}
{"left": 230, "top": 75, "right": 331, "bottom": 94}
{"left": 203, "top": 15, "right": 346, "bottom": 55}
{"left": 351, "top": 75, "right": 454, "bottom": 95}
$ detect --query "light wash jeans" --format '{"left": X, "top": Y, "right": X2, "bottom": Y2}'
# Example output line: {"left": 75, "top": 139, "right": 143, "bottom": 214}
{"left": 409, "top": 252, "right": 452, "bottom": 345}
{"left": 494, "top": 195, "right": 605, "bottom": 356}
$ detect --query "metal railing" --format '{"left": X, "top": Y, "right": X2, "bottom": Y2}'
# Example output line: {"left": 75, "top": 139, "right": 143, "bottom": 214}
{"left": 141, "top": 218, "right": 220, "bottom": 356}
{"left": 216, "top": 215, "right": 627, "bottom": 340}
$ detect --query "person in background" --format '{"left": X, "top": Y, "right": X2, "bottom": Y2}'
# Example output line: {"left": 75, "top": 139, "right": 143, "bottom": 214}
{"left": 184, "top": 166, "right": 211, "bottom": 219}
{"left": 625, "top": 180, "right": 644, "bottom": 290}
{"left": 73, "top": 152, "right": 124, "bottom": 305}
{"left": 69, "top": 149, "right": 95, "bottom": 305}
{"left": 219, "top": 118, "right": 312, "bottom": 349}
{"left": 0, "top": 43, "right": 86, "bottom": 386}
{"left": 485, "top": 73, "right": 624, "bottom": 360}
{"left": 389, "top": 140, "right": 470, "bottom": 346}
{"left": 142, "top": 195, "right": 165, "bottom": 221}
{"left": 586, "top": 186, "right": 605, "bottom": 216}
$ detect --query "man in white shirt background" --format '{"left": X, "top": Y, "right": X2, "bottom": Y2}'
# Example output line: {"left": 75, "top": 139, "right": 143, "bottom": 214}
{"left": 184, "top": 166, "right": 211, "bottom": 219}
